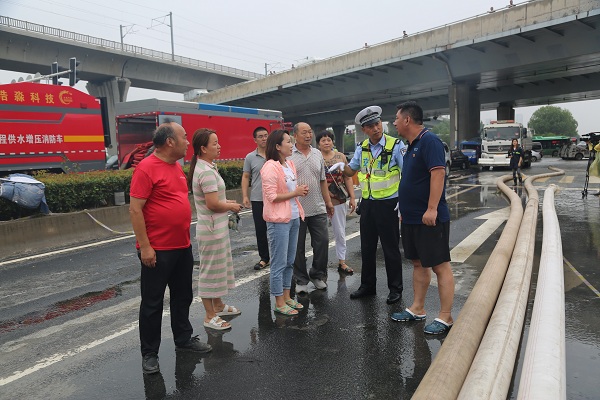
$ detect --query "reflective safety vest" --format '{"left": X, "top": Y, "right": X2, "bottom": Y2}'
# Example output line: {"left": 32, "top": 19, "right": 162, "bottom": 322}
{"left": 357, "top": 134, "right": 401, "bottom": 199}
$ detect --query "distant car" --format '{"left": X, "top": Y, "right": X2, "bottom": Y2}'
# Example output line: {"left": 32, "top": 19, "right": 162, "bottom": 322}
{"left": 531, "top": 149, "right": 542, "bottom": 162}
{"left": 450, "top": 149, "right": 470, "bottom": 170}
{"left": 105, "top": 154, "right": 119, "bottom": 170}
{"left": 443, "top": 142, "right": 451, "bottom": 176}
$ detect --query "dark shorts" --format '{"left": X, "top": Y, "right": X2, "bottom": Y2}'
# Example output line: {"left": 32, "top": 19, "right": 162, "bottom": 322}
{"left": 401, "top": 221, "right": 451, "bottom": 268}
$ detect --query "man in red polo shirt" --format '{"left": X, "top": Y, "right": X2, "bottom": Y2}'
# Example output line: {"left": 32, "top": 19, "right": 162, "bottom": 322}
{"left": 130, "top": 120, "right": 211, "bottom": 375}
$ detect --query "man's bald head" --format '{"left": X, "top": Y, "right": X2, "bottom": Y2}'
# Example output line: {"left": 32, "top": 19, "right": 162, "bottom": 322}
{"left": 153, "top": 119, "right": 180, "bottom": 147}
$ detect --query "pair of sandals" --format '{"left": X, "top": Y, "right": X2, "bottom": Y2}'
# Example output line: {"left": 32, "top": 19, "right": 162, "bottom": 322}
{"left": 391, "top": 308, "right": 453, "bottom": 335}
{"left": 274, "top": 299, "right": 304, "bottom": 315}
{"left": 337, "top": 262, "right": 353, "bottom": 275}
{"left": 203, "top": 305, "right": 241, "bottom": 330}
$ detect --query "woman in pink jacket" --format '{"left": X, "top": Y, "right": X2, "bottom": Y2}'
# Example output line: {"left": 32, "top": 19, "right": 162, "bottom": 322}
{"left": 261, "top": 130, "right": 308, "bottom": 315}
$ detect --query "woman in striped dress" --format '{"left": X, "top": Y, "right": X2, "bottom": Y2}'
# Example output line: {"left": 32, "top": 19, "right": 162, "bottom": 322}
{"left": 187, "top": 128, "right": 242, "bottom": 330}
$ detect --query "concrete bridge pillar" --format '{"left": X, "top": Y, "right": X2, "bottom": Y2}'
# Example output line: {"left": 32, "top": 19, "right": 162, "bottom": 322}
{"left": 311, "top": 124, "right": 327, "bottom": 147}
{"left": 332, "top": 125, "right": 346, "bottom": 152}
{"left": 86, "top": 78, "right": 131, "bottom": 155}
{"left": 449, "top": 83, "right": 480, "bottom": 148}
{"left": 497, "top": 102, "right": 515, "bottom": 121}
{"left": 313, "top": 124, "right": 327, "bottom": 134}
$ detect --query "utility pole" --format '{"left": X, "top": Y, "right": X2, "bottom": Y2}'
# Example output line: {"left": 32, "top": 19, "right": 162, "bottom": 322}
{"left": 169, "top": 12, "right": 175, "bottom": 61}
{"left": 151, "top": 13, "right": 175, "bottom": 61}
{"left": 120, "top": 24, "right": 136, "bottom": 51}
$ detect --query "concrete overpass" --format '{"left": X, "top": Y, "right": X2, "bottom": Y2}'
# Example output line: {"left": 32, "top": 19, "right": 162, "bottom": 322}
{"left": 0, "top": 16, "right": 261, "bottom": 93}
{"left": 197, "top": 0, "right": 600, "bottom": 148}
{"left": 0, "top": 15, "right": 262, "bottom": 150}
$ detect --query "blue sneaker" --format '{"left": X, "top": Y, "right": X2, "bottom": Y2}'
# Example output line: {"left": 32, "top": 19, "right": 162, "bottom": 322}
{"left": 424, "top": 318, "right": 453, "bottom": 335}
{"left": 391, "top": 308, "right": 426, "bottom": 322}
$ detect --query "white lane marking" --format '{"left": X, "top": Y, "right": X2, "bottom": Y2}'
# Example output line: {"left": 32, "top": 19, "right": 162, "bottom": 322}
{"left": 450, "top": 207, "right": 510, "bottom": 263}
{"left": 0, "top": 219, "right": 201, "bottom": 267}
{"left": 0, "top": 235, "right": 136, "bottom": 267}
{"left": 0, "top": 297, "right": 141, "bottom": 353}
{"left": 0, "top": 230, "right": 361, "bottom": 386}
{"left": 446, "top": 186, "right": 478, "bottom": 199}
{"left": 0, "top": 321, "right": 139, "bottom": 386}
{"left": 564, "top": 257, "right": 600, "bottom": 298}
{"left": 558, "top": 176, "right": 574, "bottom": 184}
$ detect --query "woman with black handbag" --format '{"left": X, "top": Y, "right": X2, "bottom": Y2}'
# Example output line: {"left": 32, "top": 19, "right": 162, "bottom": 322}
{"left": 317, "top": 130, "right": 357, "bottom": 274}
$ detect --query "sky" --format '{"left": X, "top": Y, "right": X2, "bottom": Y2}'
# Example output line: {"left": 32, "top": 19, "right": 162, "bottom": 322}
{"left": 0, "top": 0, "right": 598, "bottom": 134}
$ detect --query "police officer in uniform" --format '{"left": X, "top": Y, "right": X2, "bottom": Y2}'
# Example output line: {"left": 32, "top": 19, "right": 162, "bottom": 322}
{"left": 329, "top": 106, "right": 406, "bottom": 304}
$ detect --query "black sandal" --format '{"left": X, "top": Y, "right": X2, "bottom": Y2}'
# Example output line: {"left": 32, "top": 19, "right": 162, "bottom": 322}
{"left": 338, "top": 263, "right": 354, "bottom": 275}
{"left": 253, "top": 261, "right": 269, "bottom": 270}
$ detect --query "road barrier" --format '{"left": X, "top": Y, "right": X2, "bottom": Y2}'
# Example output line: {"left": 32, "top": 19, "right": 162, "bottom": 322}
{"left": 0, "top": 189, "right": 243, "bottom": 262}
{"left": 517, "top": 183, "right": 566, "bottom": 399}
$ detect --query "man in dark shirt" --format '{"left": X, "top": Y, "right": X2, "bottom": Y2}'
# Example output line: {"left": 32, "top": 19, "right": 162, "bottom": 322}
{"left": 241, "top": 127, "right": 270, "bottom": 270}
{"left": 508, "top": 138, "right": 523, "bottom": 185}
{"left": 390, "top": 101, "right": 455, "bottom": 335}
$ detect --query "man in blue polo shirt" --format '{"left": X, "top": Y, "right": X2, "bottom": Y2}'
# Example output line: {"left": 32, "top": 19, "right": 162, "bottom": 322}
{"left": 390, "top": 101, "right": 455, "bottom": 335}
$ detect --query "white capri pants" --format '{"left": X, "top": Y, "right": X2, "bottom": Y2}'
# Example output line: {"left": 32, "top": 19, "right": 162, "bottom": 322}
{"left": 331, "top": 202, "right": 348, "bottom": 261}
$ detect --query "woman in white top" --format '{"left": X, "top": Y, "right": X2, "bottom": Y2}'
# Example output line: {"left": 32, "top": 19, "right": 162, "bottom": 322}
{"left": 261, "top": 130, "right": 309, "bottom": 315}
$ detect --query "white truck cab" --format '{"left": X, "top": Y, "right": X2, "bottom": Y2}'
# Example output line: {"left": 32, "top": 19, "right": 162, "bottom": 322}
{"left": 479, "top": 120, "right": 532, "bottom": 170}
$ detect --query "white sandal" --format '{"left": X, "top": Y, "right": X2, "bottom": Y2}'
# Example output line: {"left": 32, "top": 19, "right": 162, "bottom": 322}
{"left": 203, "top": 316, "right": 231, "bottom": 330}
{"left": 216, "top": 304, "right": 241, "bottom": 316}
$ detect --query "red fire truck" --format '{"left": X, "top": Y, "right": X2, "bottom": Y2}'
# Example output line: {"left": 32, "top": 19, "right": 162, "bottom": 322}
{"left": 115, "top": 99, "right": 285, "bottom": 168}
{"left": 0, "top": 82, "right": 109, "bottom": 174}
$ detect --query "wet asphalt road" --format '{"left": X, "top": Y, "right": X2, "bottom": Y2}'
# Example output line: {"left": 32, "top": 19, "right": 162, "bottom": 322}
{"left": 0, "top": 157, "right": 598, "bottom": 400}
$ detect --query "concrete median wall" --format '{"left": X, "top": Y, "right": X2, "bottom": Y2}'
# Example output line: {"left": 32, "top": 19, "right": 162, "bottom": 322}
{"left": 0, "top": 189, "right": 243, "bottom": 262}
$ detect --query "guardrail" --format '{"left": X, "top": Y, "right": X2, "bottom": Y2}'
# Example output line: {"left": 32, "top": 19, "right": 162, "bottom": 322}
{"left": 0, "top": 16, "right": 263, "bottom": 80}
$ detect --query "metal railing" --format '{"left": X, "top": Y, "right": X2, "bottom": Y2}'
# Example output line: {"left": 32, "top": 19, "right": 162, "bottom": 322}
{"left": 0, "top": 16, "right": 263, "bottom": 80}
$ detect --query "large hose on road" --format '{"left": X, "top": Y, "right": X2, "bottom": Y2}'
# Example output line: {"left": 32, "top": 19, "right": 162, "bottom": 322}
{"left": 517, "top": 183, "right": 566, "bottom": 400}
{"left": 412, "top": 175, "right": 523, "bottom": 400}
{"left": 458, "top": 167, "right": 564, "bottom": 400}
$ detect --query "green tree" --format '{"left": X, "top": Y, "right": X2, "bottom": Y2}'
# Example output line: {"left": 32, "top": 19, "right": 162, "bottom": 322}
{"left": 342, "top": 129, "right": 360, "bottom": 152}
{"left": 430, "top": 119, "right": 451, "bottom": 145}
{"left": 528, "top": 106, "right": 578, "bottom": 137}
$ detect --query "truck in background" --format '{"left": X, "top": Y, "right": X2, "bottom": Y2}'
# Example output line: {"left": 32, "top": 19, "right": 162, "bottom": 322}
{"left": 115, "top": 99, "right": 285, "bottom": 168}
{"left": 0, "top": 82, "right": 110, "bottom": 174}
{"left": 478, "top": 120, "right": 532, "bottom": 170}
